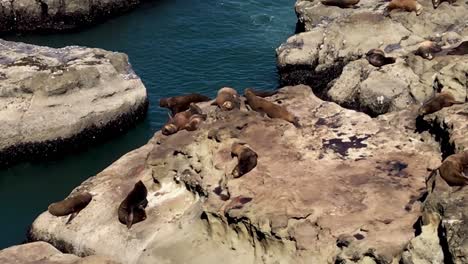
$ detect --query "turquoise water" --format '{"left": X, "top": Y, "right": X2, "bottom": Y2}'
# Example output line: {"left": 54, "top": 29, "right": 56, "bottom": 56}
{"left": 0, "top": 0, "right": 296, "bottom": 248}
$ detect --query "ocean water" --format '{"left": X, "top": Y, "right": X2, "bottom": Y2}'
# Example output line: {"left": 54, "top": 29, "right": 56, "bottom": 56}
{"left": 0, "top": 0, "right": 296, "bottom": 248}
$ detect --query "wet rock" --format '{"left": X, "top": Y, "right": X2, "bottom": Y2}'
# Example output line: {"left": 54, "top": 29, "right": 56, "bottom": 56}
{"left": 30, "top": 85, "right": 442, "bottom": 263}
{"left": 0, "top": 0, "right": 144, "bottom": 33}
{"left": 0, "top": 39, "right": 148, "bottom": 167}
{"left": 0, "top": 241, "right": 120, "bottom": 263}
{"left": 277, "top": 0, "right": 468, "bottom": 116}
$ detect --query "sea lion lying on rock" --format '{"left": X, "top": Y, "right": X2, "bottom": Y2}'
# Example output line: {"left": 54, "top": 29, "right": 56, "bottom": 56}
{"left": 244, "top": 88, "right": 300, "bottom": 127}
{"left": 231, "top": 142, "right": 258, "bottom": 178}
{"left": 162, "top": 103, "right": 206, "bottom": 135}
{"left": 365, "top": 49, "right": 396, "bottom": 67}
{"left": 431, "top": 0, "right": 456, "bottom": 8}
{"left": 418, "top": 91, "right": 464, "bottom": 116}
{"left": 385, "top": 0, "right": 423, "bottom": 16}
{"left": 160, "top": 93, "right": 210, "bottom": 115}
{"left": 118, "top": 181, "right": 148, "bottom": 229}
{"left": 439, "top": 151, "right": 468, "bottom": 186}
{"left": 48, "top": 192, "right": 92, "bottom": 224}
{"left": 212, "top": 87, "right": 241, "bottom": 111}
{"left": 320, "top": 0, "right": 360, "bottom": 8}
{"left": 415, "top": 41, "right": 442, "bottom": 60}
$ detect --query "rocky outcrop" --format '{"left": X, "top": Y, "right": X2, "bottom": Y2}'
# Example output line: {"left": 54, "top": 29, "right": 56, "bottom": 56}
{"left": 0, "top": 0, "right": 145, "bottom": 33}
{"left": 0, "top": 241, "right": 120, "bottom": 263}
{"left": 29, "top": 85, "right": 448, "bottom": 263}
{"left": 277, "top": 0, "right": 468, "bottom": 116}
{"left": 0, "top": 39, "right": 148, "bottom": 167}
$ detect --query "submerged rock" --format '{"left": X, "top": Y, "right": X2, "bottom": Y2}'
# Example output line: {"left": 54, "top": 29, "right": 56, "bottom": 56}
{"left": 29, "top": 85, "right": 446, "bottom": 263}
{"left": 277, "top": 0, "right": 468, "bottom": 116}
{"left": 0, "top": 241, "right": 120, "bottom": 263}
{"left": 0, "top": 0, "right": 146, "bottom": 33}
{"left": 0, "top": 39, "right": 148, "bottom": 167}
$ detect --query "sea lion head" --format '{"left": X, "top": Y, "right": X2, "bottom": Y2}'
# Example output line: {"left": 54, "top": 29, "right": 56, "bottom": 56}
{"left": 162, "top": 124, "right": 178, "bottom": 135}
{"left": 415, "top": 41, "right": 441, "bottom": 60}
{"left": 415, "top": 3, "right": 423, "bottom": 15}
{"left": 159, "top": 97, "right": 173, "bottom": 108}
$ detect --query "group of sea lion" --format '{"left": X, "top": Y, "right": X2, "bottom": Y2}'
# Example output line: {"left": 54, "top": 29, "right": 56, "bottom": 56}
{"left": 48, "top": 180, "right": 149, "bottom": 229}
{"left": 159, "top": 87, "right": 300, "bottom": 136}
{"left": 320, "top": 0, "right": 456, "bottom": 15}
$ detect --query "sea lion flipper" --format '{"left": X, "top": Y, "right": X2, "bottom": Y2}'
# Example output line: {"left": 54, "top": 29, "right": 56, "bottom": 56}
{"left": 66, "top": 212, "right": 78, "bottom": 225}
{"left": 293, "top": 118, "right": 302, "bottom": 128}
{"left": 127, "top": 207, "right": 134, "bottom": 229}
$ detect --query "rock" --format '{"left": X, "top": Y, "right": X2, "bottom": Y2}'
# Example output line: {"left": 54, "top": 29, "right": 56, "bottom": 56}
{"left": 0, "top": 39, "right": 148, "bottom": 167}
{"left": 0, "top": 0, "right": 144, "bottom": 33}
{"left": 277, "top": 0, "right": 468, "bottom": 116}
{"left": 29, "top": 85, "right": 443, "bottom": 263}
{"left": 0, "top": 241, "right": 120, "bottom": 263}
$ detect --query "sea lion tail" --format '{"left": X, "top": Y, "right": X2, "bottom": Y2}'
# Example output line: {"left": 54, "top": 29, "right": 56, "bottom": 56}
{"left": 66, "top": 212, "right": 78, "bottom": 225}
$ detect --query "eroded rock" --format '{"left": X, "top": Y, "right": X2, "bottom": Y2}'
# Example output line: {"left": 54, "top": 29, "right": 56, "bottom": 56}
{"left": 277, "top": 0, "right": 468, "bottom": 116}
{"left": 0, "top": 39, "right": 148, "bottom": 167}
{"left": 29, "top": 85, "right": 443, "bottom": 263}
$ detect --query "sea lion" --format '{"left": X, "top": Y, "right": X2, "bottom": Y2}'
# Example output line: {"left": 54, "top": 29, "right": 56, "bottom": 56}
{"left": 439, "top": 151, "right": 468, "bottom": 186}
{"left": 212, "top": 87, "right": 241, "bottom": 111}
{"left": 160, "top": 93, "right": 210, "bottom": 115}
{"left": 365, "top": 49, "right": 396, "bottom": 67}
{"left": 162, "top": 103, "right": 206, "bottom": 135}
{"left": 447, "top": 41, "right": 468, "bottom": 56}
{"left": 244, "top": 88, "right": 300, "bottom": 127}
{"left": 231, "top": 142, "right": 258, "bottom": 178}
{"left": 248, "top": 89, "right": 278, "bottom": 98}
{"left": 431, "top": 0, "right": 456, "bottom": 8}
{"left": 48, "top": 192, "right": 92, "bottom": 224}
{"left": 320, "top": 0, "right": 360, "bottom": 8}
{"left": 118, "top": 181, "right": 148, "bottom": 229}
{"left": 414, "top": 41, "right": 442, "bottom": 60}
{"left": 385, "top": 0, "right": 423, "bottom": 16}
{"left": 418, "top": 91, "right": 464, "bottom": 116}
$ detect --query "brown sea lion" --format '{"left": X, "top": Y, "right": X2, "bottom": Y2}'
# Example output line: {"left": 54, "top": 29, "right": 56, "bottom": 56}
{"left": 385, "top": 0, "right": 423, "bottom": 16}
{"left": 320, "top": 0, "right": 360, "bottom": 8}
{"left": 365, "top": 49, "right": 396, "bottom": 67}
{"left": 118, "top": 181, "right": 148, "bottom": 229}
{"left": 162, "top": 103, "right": 206, "bottom": 135}
{"left": 447, "top": 41, "right": 468, "bottom": 56}
{"left": 431, "top": 0, "right": 456, "bottom": 8}
{"left": 244, "top": 88, "right": 300, "bottom": 127}
{"left": 160, "top": 93, "right": 210, "bottom": 115}
{"left": 414, "top": 41, "right": 442, "bottom": 60}
{"left": 212, "top": 87, "right": 241, "bottom": 111}
{"left": 231, "top": 142, "right": 258, "bottom": 178}
{"left": 418, "top": 92, "right": 464, "bottom": 116}
{"left": 48, "top": 192, "right": 92, "bottom": 224}
{"left": 439, "top": 151, "right": 468, "bottom": 186}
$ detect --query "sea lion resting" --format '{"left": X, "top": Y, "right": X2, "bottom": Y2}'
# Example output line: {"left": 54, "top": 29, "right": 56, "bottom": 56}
{"left": 418, "top": 91, "right": 464, "bottom": 116}
{"left": 160, "top": 93, "right": 210, "bottom": 115}
{"left": 415, "top": 41, "right": 442, "bottom": 60}
{"left": 48, "top": 192, "right": 92, "bottom": 224}
{"left": 366, "top": 49, "right": 396, "bottom": 67}
{"left": 231, "top": 142, "right": 258, "bottom": 178}
{"left": 212, "top": 87, "right": 241, "bottom": 111}
{"left": 431, "top": 0, "right": 456, "bottom": 8}
{"left": 244, "top": 88, "right": 300, "bottom": 127}
{"left": 321, "top": 0, "right": 360, "bottom": 8}
{"left": 385, "top": 0, "right": 423, "bottom": 16}
{"left": 118, "top": 181, "right": 148, "bottom": 229}
{"left": 439, "top": 151, "right": 468, "bottom": 186}
{"left": 162, "top": 103, "right": 206, "bottom": 135}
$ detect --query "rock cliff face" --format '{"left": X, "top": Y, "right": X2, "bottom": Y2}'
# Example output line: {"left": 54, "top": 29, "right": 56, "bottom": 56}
{"left": 29, "top": 85, "right": 465, "bottom": 264}
{"left": 277, "top": 0, "right": 467, "bottom": 116}
{"left": 0, "top": 39, "right": 148, "bottom": 167}
{"left": 0, "top": 241, "right": 120, "bottom": 263}
{"left": 0, "top": 0, "right": 144, "bottom": 33}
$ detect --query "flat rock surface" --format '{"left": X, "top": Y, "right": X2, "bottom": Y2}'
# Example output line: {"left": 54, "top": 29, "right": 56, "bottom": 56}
{"left": 30, "top": 85, "right": 444, "bottom": 263}
{"left": 277, "top": 0, "right": 468, "bottom": 115}
{"left": 0, "top": 241, "right": 120, "bottom": 263}
{"left": 0, "top": 39, "right": 147, "bottom": 166}
{"left": 0, "top": 0, "right": 144, "bottom": 32}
